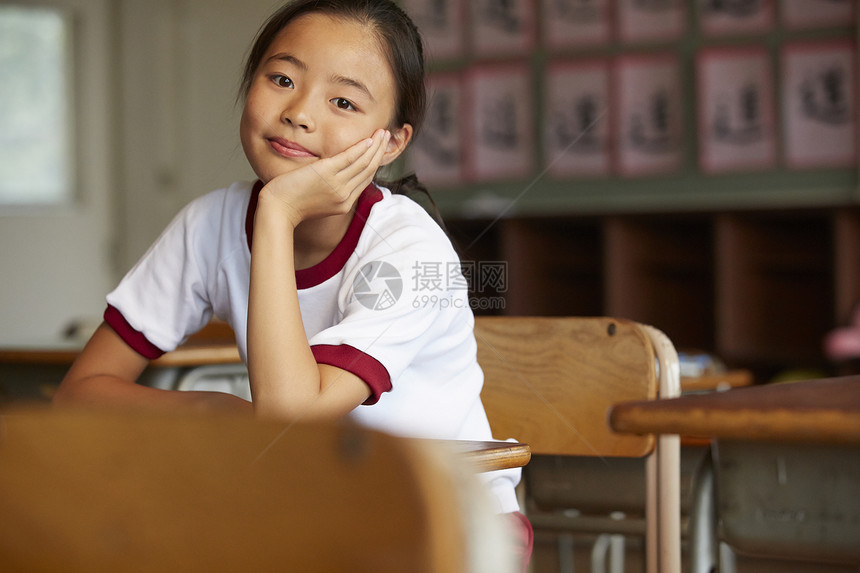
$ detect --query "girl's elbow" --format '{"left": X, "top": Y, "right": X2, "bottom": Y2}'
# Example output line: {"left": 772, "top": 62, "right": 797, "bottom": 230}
{"left": 52, "top": 370, "right": 136, "bottom": 407}
{"left": 250, "top": 389, "right": 328, "bottom": 422}
{"left": 251, "top": 392, "right": 303, "bottom": 421}
{"left": 52, "top": 375, "right": 89, "bottom": 405}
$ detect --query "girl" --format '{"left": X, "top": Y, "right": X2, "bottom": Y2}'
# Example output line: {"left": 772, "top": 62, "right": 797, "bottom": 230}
{"left": 55, "top": 0, "right": 531, "bottom": 567}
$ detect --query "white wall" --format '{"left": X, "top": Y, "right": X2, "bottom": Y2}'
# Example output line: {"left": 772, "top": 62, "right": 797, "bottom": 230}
{"left": 117, "top": 0, "right": 278, "bottom": 269}
{"left": 0, "top": 0, "right": 280, "bottom": 343}
{"left": 0, "top": 0, "right": 116, "bottom": 344}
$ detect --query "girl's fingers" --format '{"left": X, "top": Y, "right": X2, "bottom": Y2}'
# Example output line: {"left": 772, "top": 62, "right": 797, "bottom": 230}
{"left": 308, "top": 129, "right": 388, "bottom": 204}
{"left": 348, "top": 131, "right": 389, "bottom": 187}
{"left": 349, "top": 130, "right": 388, "bottom": 179}
{"left": 338, "top": 132, "right": 388, "bottom": 197}
{"left": 330, "top": 129, "right": 386, "bottom": 174}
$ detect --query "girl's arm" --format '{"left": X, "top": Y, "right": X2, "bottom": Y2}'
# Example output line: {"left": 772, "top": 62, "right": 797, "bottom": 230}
{"left": 54, "top": 323, "right": 253, "bottom": 413}
{"left": 247, "top": 130, "right": 390, "bottom": 421}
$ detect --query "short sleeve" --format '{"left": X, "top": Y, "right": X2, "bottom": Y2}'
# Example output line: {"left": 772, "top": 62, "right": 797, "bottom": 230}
{"left": 105, "top": 190, "right": 231, "bottom": 356}
{"left": 311, "top": 343, "right": 391, "bottom": 405}
{"left": 307, "top": 202, "right": 473, "bottom": 404}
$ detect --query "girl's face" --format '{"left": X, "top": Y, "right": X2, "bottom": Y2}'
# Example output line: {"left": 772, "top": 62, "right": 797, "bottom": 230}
{"left": 240, "top": 13, "right": 411, "bottom": 184}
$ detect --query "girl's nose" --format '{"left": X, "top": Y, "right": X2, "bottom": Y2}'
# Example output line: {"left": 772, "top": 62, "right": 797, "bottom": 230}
{"left": 283, "top": 113, "right": 312, "bottom": 130}
{"left": 282, "top": 99, "right": 314, "bottom": 131}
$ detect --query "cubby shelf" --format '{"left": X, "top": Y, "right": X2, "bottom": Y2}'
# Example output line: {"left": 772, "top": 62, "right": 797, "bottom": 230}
{"left": 449, "top": 207, "right": 860, "bottom": 380}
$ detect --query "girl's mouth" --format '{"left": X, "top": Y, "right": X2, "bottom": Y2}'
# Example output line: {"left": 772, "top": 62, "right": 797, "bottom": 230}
{"left": 268, "top": 137, "right": 317, "bottom": 159}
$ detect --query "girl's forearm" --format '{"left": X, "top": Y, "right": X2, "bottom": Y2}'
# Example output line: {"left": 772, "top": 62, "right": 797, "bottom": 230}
{"left": 246, "top": 193, "right": 322, "bottom": 419}
{"left": 54, "top": 374, "right": 252, "bottom": 413}
{"left": 245, "top": 136, "right": 387, "bottom": 419}
{"left": 54, "top": 324, "right": 252, "bottom": 414}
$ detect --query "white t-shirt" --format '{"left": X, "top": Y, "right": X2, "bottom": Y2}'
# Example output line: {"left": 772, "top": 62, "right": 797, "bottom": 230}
{"left": 105, "top": 180, "right": 521, "bottom": 513}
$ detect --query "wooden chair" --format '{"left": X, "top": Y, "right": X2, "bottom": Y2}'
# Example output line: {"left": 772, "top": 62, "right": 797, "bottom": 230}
{"left": 0, "top": 408, "right": 499, "bottom": 573}
{"left": 475, "top": 316, "right": 682, "bottom": 573}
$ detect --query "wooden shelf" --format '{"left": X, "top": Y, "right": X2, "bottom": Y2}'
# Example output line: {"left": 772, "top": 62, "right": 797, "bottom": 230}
{"left": 604, "top": 215, "right": 714, "bottom": 351}
{"left": 500, "top": 218, "right": 603, "bottom": 317}
{"left": 449, "top": 207, "right": 860, "bottom": 379}
{"left": 716, "top": 212, "right": 834, "bottom": 367}
{"left": 835, "top": 210, "right": 860, "bottom": 322}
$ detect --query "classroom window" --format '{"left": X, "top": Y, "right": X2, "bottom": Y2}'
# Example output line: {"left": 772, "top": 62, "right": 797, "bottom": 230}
{"left": 0, "top": 6, "right": 74, "bottom": 206}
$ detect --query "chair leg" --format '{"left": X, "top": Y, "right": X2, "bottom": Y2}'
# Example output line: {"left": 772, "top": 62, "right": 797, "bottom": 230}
{"left": 689, "top": 448, "right": 718, "bottom": 573}
{"left": 641, "top": 325, "right": 682, "bottom": 573}
{"left": 659, "top": 434, "right": 682, "bottom": 572}
{"left": 592, "top": 534, "right": 610, "bottom": 573}
{"left": 591, "top": 533, "right": 625, "bottom": 573}
{"left": 557, "top": 533, "right": 575, "bottom": 573}
{"left": 719, "top": 542, "right": 737, "bottom": 573}
{"left": 609, "top": 535, "right": 625, "bottom": 573}
{"left": 646, "top": 454, "right": 657, "bottom": 573}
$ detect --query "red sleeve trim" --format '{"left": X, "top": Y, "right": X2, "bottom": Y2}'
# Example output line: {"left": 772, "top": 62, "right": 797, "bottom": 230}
{"left": 103, "top": 304, "right": 166, "bottom": 360}
{"left": 311, "top": 344, "right": 392, "bottom": 405}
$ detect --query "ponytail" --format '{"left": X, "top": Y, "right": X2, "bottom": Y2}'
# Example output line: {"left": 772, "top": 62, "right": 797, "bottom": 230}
{"left": 377, "top": 173, "right": 447, "bottom": 233}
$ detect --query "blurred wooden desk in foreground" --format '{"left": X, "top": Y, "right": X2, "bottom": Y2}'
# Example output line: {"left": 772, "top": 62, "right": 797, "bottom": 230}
{"left": 0, "top": 409, "right": 522, "bottom": 573}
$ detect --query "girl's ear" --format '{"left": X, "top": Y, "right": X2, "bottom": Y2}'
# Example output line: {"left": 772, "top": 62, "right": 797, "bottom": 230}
{"left": 380, "top": 123, "right": 413, "bottom": 166}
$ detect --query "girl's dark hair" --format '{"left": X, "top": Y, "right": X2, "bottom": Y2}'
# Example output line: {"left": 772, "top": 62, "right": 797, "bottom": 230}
{"left": 239, "top": 0, "right": 442, "bottom": 225}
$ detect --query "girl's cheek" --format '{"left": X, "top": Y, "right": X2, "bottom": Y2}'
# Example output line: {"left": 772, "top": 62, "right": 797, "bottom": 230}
{"left": 242, "top": 89, "right": 266, "bottom": 124}
{"left": 239, "top": 105, "right": 257, "bottom": 134}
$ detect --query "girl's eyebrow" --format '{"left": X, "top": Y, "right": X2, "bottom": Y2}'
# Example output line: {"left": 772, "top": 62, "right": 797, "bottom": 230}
{"left": 266, "top": 53, "right": 307, "bottom": 70}
{"left": 330, "top": 74, "right": 375, "bottom": 103}
{"left": 264, "top": 52, "right": 375, "bottom": 103}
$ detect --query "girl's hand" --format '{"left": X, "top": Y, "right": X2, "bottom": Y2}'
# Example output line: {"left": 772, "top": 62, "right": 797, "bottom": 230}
{"left": 260, "top": 129, "right": 390, "bottom": 228}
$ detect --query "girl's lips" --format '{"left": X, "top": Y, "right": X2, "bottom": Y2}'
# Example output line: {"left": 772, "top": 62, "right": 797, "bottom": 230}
{"left": 268, "top": 137, "right": 317, "bottom": 159}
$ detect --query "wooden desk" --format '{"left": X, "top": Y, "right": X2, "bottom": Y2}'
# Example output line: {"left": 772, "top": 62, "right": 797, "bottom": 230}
{"left": 0, "top": 341, "right": 241, "bottom": 368}
{"left": 444, "top": 441, "right": 531, "bottom": 472}
{"left": 609, "top": 376, "right": 860, "bottom": 445}
{"left": 612, "top": 377, "right": 860, "bottom": 571}
{"left": 680, "top": 369, "right": 753, "bottom": 393}
{"left": 0, "top": 337, "right": 242, "bottom": 403}
{"left": 0, "top": 318, "right": 241, "bottom": 369}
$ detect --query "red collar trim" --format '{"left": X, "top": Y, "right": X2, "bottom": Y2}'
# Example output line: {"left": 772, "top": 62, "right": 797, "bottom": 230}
{"left": 245, "top": 181, "right": 384, "bottom": 289}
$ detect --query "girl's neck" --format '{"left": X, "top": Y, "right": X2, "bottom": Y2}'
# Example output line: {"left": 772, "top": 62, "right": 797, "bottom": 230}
{"left": 292, "top": 208, "right": 355, "bottom": 270}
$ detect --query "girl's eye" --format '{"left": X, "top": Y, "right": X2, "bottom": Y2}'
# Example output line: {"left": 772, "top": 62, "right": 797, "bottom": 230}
{"left": 332, "top": 97, "right": 356, "bottom": 111}
{"left": 272, "top": 75, "right": 294, "bottom": 88}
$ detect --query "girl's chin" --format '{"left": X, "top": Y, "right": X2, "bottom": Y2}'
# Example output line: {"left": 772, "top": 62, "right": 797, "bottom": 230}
{"left": 254, "top": 164, "right": 308, "bottom": 184}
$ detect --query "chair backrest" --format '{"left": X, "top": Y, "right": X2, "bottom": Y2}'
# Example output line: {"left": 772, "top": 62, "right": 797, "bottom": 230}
{"left": 0, "top": 409, "right": 468, "bottom": 573}
{"left": 476, "top": 316, "right": 658, "bottom": 457}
